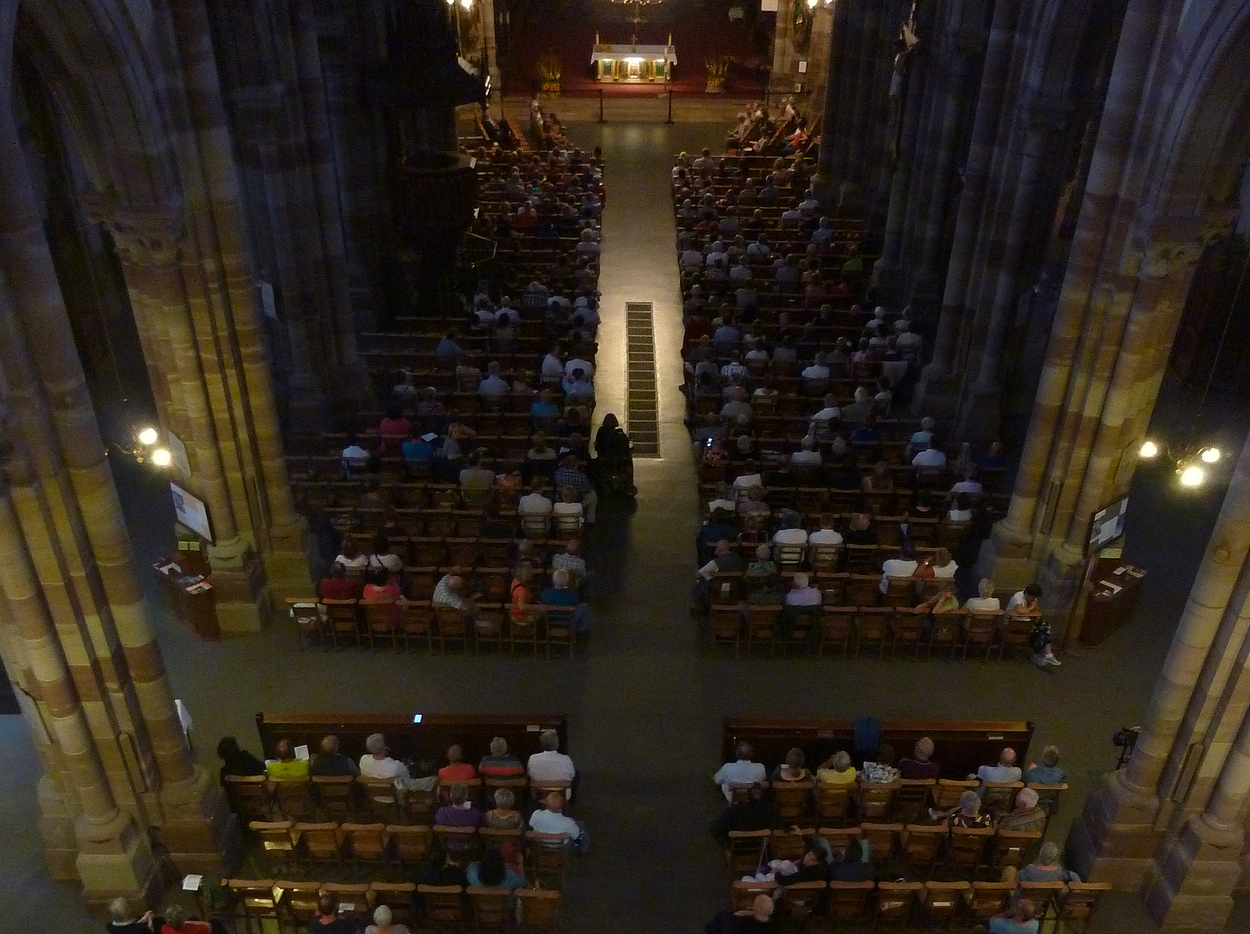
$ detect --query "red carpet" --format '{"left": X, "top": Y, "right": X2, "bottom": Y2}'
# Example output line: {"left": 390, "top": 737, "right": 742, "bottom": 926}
{"left": 502, "top": 0, "right": 771, "bottom": 96}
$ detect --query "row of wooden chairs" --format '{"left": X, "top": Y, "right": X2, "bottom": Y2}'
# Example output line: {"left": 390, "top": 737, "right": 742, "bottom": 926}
{"left": 220, "top": 877, "right": 560, "bottom": 934}
{"left": 288, "top": 599, "right": 579, "bottom": 656}
{"left": 710, "top": 604, "right": 1039, "bottom": 660}
{"left": 728, "top": 779, "right": 1066, "bottom": 827}
{"left": 727, "top": 824, "right": 1040, "bottom": 882}
{"left": 728, "top": 877, "right": 1111, "bottom": 932}
{"left": 225, "top": 774, "right": 570, "bottom": 824}
{"left": 246, "top": 820, "right": 572, "bottom": 884}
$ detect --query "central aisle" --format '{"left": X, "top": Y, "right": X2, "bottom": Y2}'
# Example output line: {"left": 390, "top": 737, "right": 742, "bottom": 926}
{"left": 563, "top": 122, "right": 726, "bottom": 932}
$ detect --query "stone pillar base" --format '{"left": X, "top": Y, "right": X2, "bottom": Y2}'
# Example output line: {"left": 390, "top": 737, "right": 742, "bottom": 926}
{"left": 1144, "top": 816, "right": 1243, "bottom": 932}
{"left": 156, "top": 766, "right": 242, "bottom": 875}
{"left": 38, "top": 774, "right": 81, "bottom": 881}
{"left": 207, "top": 547, "right": 267, "bottom": 633}
{"left": 871, "top": 258, "right": 906, "bottom": 307}
{"left": 1067, "top": 770, "right": 1166, "bottom": 889}
{"left": 76, "top": 810, "right": 161, "bottom": 914}
{"left": 262, "top": 514, "right": 314, "bottom": 598}
{"left": 811, "top": 176, "right": 863, "bottom": 217}
{"left": 977, "top": 518, "right": 1036, "bottom": 593}
{"left": 912, "top": 364, "right": 961, "bottom": 420}
{"left": 1038, "top": 543, "right": 1086, "bottom": 640}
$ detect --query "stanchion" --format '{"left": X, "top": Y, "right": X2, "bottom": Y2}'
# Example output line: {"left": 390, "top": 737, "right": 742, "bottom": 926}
{"left": 598, "top": 89, "right": 605, "bottom": 124}
{"left": 666, "top": 90, "right": 674, "bottom": 124}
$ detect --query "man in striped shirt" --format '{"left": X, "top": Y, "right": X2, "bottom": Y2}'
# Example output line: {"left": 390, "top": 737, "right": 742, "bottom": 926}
{"left": 553, "top": 456, "right": 597, "bottom": 523}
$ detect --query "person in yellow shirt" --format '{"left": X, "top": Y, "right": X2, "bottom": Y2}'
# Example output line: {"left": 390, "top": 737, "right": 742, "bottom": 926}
{"left": 265, "top": 738, "right": 310, "bottom": 780}
{"left": 816, "top": 750, "right": 857, "bottom": 785}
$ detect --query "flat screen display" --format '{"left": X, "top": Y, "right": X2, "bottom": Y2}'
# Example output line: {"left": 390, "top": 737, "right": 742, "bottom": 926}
{"left": 170, "top": 482, "right": 214, "bottom": 544}
{"left": 1088, "top": 495, "right": 1129, "bottom": 554}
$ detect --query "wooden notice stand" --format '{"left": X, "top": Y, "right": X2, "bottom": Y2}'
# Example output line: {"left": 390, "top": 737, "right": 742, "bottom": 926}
{"left": 153, "top": 549, "right": 220, "bottom": 641}
{"left": 1080, "top": 558, "right": 1146, "bottom": 646}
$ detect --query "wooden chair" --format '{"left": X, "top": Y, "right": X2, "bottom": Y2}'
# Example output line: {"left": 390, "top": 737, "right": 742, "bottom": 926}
{"left": 542, "top": 604, "right": 577, "bottom": 657}
{"left": 434, "top": 824, "right": 478, "bottom": 861}
{"left": 819, "top": 606, "right": 854, "bottom": 657}
{"left": 889, "top": 607, "right": 925, "bottom": 656}
{"left": 342, "top": 822, "right": 390, "bottom": 867}
{"left": 389, "top": 824, "right": 434, "bottom": 867}
{"left": 778, "top": 880, "right": 826, "bottom": 924}
{"left": 466, "top": 885, "right": 511, "bottom": 931}
{"left": 856, "top": 782, "right": 899, "bottom": 820}
{"left": 770, "top": 827, "right": 815, "bottom": 862}
{"left": 418, "top": 884, "right": 465, "bottom": 928}
{"left": 360, "top": 599, "right": 401, "bottom": 648}
{"left": 1054, "top": 881, "right": 1113, "bottom": 933}
{"left": 515, "top": 888, "right": 562, "bottom": 932}
{"left": 526, "top": 831, "right": 571, "bottom": 887}
{"left": 312, "top": 775, "right": 356, "bottom": 819}
{"left": 249, "top": 821, "right": 297, "bottom": 875}
{"left": 286, "top": 598, "right": 323, "bottom": 646}
{"left": 711, "top": 604, "right": 744, "bottom": 654}
{"left": 963, "top": 610, "right": 1002, "bottom": 658}
{"left": 275, "top": 880, "right": 321, "bottom": 928}
{"left": 875, "top": 880, "right": 923, "bottom": 925}
{"left": 817, "top": 825, "right": 863, "bottom": 861}
{"left": 221, "top": 878, "right": 280, "bottom": 932}
{"left": 404, "top": 785, "right": 438, "bottom": 824}
{"left": 225, "top": 775, "right": 272, "bottom": 821}
{"left": 989, "top": 830, "right": 1042, "bottom": 873}
{"left": 432, "top": 605, "right": 470, "bottom": 652}
{"left": 882, "top": 576, "right": 917, "bottom": 607}
{"left": 528, "top": 778, "right": 572, "bottom": 802}
{"left": 321, "top": 598, "right": 361, "bottom": 647}
{"left": 933, "top": 779, "right": 979, "bottom": 811}
{"left": 472, "top": 602, "right": 506, "bottom": 653}
{"left": 1028, "top": 782, "right": 1068, "bottom": 818}
{"left": 293, "top": 822, "right": 342, "bottom": 867}
{"left": 771, "top": 780, "right": 813, "bottom": 822}
{"left": 965, "top": 882, "right": 1014, "bottom": 922}
{"left": 746, "top": 604, "right": 781, "bottom": 655}
{"left": 369, "top": 881, "right": 418, "bottom": 927}
{"left": 1000, "top": 613, "right": 1034, "bottom": 658}
{"left": 271, "top": 778, "right": 316, "bottom": 820}
{"left": 815, "top": 783, "right": 852, "bottom": 824}
{"left": 827, "top": 880, "right": 875, "bottom": 922}
{"left": 853, "top": 606, "right": 890, "bottom": 657}
{"left": 945, "top": 825, "right": 993, "bottom": 876}
{"left": 400, "top": 600, "right": 434, "bottom": 651}
{"left": 732, "top": 880, "right": 779, "bottom": 912}
{"left": 920, "top": 880, "right": 969, "bottom": 929}
{"left": 1019, "top": 881, "right": 1068, "bottom": 921}
{"left": 320, "top": 882, "right": 371, "bottom": 924}
{"left": 928, "top": 610, "right": 964, "bottom": 656}
{"left": 891, "top": 779, "right": 936, "bottom": 822}
{"left": 859, "top": 822, "right": 902, "bottom": 864}
{"left": 725, "top": 829, "right": 770, "bottom": 874}
{"left": 357, "top": 777, "right": 400, "bottom": 823}
{"left": 981, "top": 781, "right": 1023, "bottom": 817}
{"left": 902, "top": 823, "right": 945, "bottom": 871}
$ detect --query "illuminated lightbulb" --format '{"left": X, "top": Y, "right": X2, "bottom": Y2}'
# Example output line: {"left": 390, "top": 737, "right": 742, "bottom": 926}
{"left": 151, "top": 448, "right": 173, "bottom": 468}
{"left": 459, "top": 0, "right": 473, "bottom": 8}
{"left": 1138, "top": 440, "right": 1159, "bottom": 459}
{"left": 1179, "top": 464, "right": 1206, "bottom": 488}
{"left": 1200, "top": 447, "right": 1221, "bottom": 464}
{"left": 137, "top": 427, "right": 159, "bottom": 446}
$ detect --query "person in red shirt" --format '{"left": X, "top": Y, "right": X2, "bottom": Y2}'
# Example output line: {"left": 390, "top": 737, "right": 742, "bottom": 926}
{"left": 159, "top": 904, "right": 211, "bottom": 934}
{"left": 438, "top": 744, "right": 477, "bottom": 783}
{"left": 318, "top": 563, "right": 361, "bottom": 601}
{"left": 378, "top": 405, "right": 412, "bottom": 458}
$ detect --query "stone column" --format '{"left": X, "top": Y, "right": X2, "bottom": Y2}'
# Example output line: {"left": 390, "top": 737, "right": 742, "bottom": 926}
{"left": 769, "top": 0, "right": 797, "bottom": 91}
{"left": 812, "top": 0, "right": 851, "bottom": 203}
{"left": 1068, "top": 428, "right": 1250, "bottom": 888}
{"left": 958, "top": 98, "right": 1068, "bottom": 441}
{"left": 913, "top": 0, "right": 1017, "bottom": 418}
{"left": 1146, "top": 694, "right": 1250, "bottom": 931}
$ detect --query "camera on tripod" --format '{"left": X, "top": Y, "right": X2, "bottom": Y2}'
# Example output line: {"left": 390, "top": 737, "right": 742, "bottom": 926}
{"left": 1113, "top": 726, "right": 1139, "bottom": 768}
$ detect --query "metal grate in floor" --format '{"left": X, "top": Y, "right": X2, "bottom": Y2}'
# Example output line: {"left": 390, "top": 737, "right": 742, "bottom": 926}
{"left": 625, "top": 302, "right": 660, "bottom": 458}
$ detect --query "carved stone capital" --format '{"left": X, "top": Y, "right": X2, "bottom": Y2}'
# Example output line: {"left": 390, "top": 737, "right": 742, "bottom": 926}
{"left": 82, "top": 194, "right": 185, "bottom": 267}
{"left": 1125, "top": 210, "right": 1232, "bottom": 279}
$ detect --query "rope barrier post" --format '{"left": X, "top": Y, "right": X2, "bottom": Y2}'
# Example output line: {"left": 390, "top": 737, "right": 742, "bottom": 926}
{"left": 666, "top": 90, "right": 674, "bottom": 125}
{"left": 598, "top": 89, "right": 605, "bottom": 124}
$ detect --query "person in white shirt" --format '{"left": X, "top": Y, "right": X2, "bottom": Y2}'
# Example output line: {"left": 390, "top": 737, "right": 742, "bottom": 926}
{"left": 784, "top": 572, "right": 822, "bottom": 606}
{"left": 927, "top": 547, "right": 958, "bottom": 579}
{"left": 341, "top": 439, "right": 370, "bottom": 473}
{"left": 744, "top": 340, "right": 769, "bottom": 364}
{"left": 359, "top": 733, "right": 410, "bottom": 794}
{"left": 951, "top": 470, "right": 984, "bottom": 496}
{"left": 1006, "top": 584, "right": 1042, "bottom": 615}
{"left": 808, "top": 518, "right": 844, "bottom": 546}
{"left": 790, "top": 436, "right": 822, "bottom": 466}
{"left": 518, "top": 490, "right": 554, "bottom": 518}
{"left": 948, "top": 493, "right": 974, "bottom": 522}
{"left": 552, "top": 486, "right": 584, "bottom": 526}
{"left": 721, "top": 355, "right": 748, "bottom": 381}
{"left": 563, "top": 369, "right": 594, "bottom": 396}
{"left": 773, "top": 516, "right": 808, "bottom": 548}
{"left": 706, "top": 482, "right": 736, "bottom": 515}
{"left": 977, "top": 748, "right": 1022, "bottom": 785}
{"left": 541, "top": 346, "right": 565, "bottom": 382}
{"left": 714, "top": 742, "right": 768, "bottom": 801}
{"left": 809, "top": 394, "right": 841, "bottom": 440}
{"left": 564, "top": 357, "right": 595, "bottom": 379}
{"left": 529, "top": 792, "right": 586, "bottom": 852}
{"left": 880, "top": 544, "right": 919, "bottom": 594}
{"left": 896, "top": 323, "right": 923, "bottom": 353}
{"left": 801, "top": 354, "right": 831, "bottom": 381}
{"left": 527, "top": 730, "right": 576, "bottom": 797}
{"left": 911, "top": 441, "right": 948, "bottom": 468}
{"left": 964, "top": 579, "right": 1001, "bottom": 612}
{"left": 478, "top": 362, "right": 510, "bottom": 396}
{"left": 732, "top": 470, "right": 764, "bottom": 496}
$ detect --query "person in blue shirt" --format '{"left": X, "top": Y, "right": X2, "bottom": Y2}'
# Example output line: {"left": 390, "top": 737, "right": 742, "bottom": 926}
{"left": 697, "top": 509, "right": 739, "bottom": 564}
{"left": 1024, "top": 745, "right": 1067, "bottom": 785}
{"left": 401, "top": 431, "right": 434, "bottom": 463}
{"left": 988, "top": 898, "right": 1039, "bottom": 934}
{"left": 540, "top": 568, "right": 588, "bottom": 632}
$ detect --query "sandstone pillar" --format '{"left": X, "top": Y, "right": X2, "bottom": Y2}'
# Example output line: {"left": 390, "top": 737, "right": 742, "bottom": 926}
{"left": 913, "top": 0, "right": 1017, "bottom": 418}
{"left": 812, "top": 0, "right": 851, "bottom": 202}
{"left": 1068, "top": 428, "right": 1250, "bottom": 888}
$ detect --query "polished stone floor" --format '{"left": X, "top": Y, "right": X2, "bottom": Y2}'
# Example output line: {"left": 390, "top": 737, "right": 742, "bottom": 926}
{"left": 5, "top": 115, "right": 1250, "bottom": 932}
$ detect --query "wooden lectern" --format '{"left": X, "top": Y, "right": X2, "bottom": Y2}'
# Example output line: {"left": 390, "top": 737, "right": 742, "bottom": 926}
{"left": 153, "top": 546, "right": 220, "bottom": 640}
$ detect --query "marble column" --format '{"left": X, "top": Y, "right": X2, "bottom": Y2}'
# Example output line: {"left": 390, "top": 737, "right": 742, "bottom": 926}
{"left": 1068, "top": 427, "right": 1250, "bottom": 888}
{"left": 913, "top": 0, "right": 1017, "bottom": 418}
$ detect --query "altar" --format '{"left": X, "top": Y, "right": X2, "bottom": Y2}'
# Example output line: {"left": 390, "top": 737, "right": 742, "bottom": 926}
{"left": 591, "top": 42, "right": 677, "bottom": 83}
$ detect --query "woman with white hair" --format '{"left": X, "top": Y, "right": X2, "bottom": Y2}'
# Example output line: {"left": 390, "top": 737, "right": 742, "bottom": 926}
{"left": 1011, "top": 840, "right": 1081, "bottom": 885}
{"left": 107, "top": 897, "right": 155, "bottom": 934}
{"left": 816, "top": 750, "right": 857, "bottom": 785}
{"left": 931, "top": 789, "right": 992, "bottom": 828}
{"left": 996, "top": 787, "right": 1049, "bottom": 832}
{"left": 365, "top": 903, "right": 412, "bottom": 934}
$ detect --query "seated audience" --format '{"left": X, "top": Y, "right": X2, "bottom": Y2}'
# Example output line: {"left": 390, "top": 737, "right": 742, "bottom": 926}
{"left": 554, "top": 456, "right": 597, "bottom": 523}
{"left": 775, "top": 845, "right": 832, "bottom": 886}
{"left": 714, "top": 742, "right": 768, "bottom": 801}
{"left": 709, "top": 781, "right": 776, "bottom": 844}
{"left": 541, "top": 567, "right": 589, "bottom": 632}
{"left": 1008, "top": 841, "right": 1081, "bottom": 887}
{"left": 528, "top": 729, "right": 576, "bottom": 795}
{"left": 359, "top": 732, "right": 410, "bottom": 782}
{"left": 879, "top": 543, "right": 919, "bottom": 594}
{"left": 912, "top": 439, "right": 948, "bottom": 468}
{"left": 108, "top": 898, "right": 156, "bottom": 934}
{"left": 1025, "top": 745, "right": 1067, "bottom": 785}
{"left": 931, "top": 789, "right": 993, "bottom": 828}
{"left": 216, "top": 735, "right": 265, "bottom": 783}
{"left": 435, "top": 782, "right": 482, "bottom": 827}
{"left": 159, "top": 905, "right": 210, "bottom": 934}
{"left": 996, "top": 787, "right": 1047, "bottom": 832}
{"left": 365, "top": 904, "right": 412, "bottom": 934}
{"left": 308, "top": 894, "right": 356, "bottom": 933}
{"left": 467, "top": 846, "right": 527, "bottom": 889}
{"left": 439, "top": 744, "right": 477, "bottom": 783}
{"left": 816, "top": 751, "right": 857, "bottom": 785}
{"left": 965, "top": 579, "right": 1002, "bottom": 612}
{"left": 318, "top": 562, "right": 361, "bottom": 601}
{"left": 479, "top": 736, "right": 524, "bottom": 777}
{"left": 433, "top": 574, "right": 474, "bottom": 615}
{"left": 310, "top": 735, "right": 359, "bottom": 777}
{"left": 484, "top": 787, "right": 526, "bottom": 829}
{"left": 705, "top": 894, "right": 776, "bottom": 934}
{"left": 529, "top": 790, "right": 586, "bottom": 850}
{"left": 334, "top": 539, "right": 368, "bottom": 572}
{"left": 985, "top": 898, "right": 1039, "bottom": 934}
{"left": 898, "top": 737, "right": 941, "bottom": 780}
{"left": 266, "top": 738, "right": 309, "bottom": 780}
{"left": 978, "top": 748, "right": 1022, "bottom": 785}
{"left": 771, "top": 747, "right": 810, "bottom": 782}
